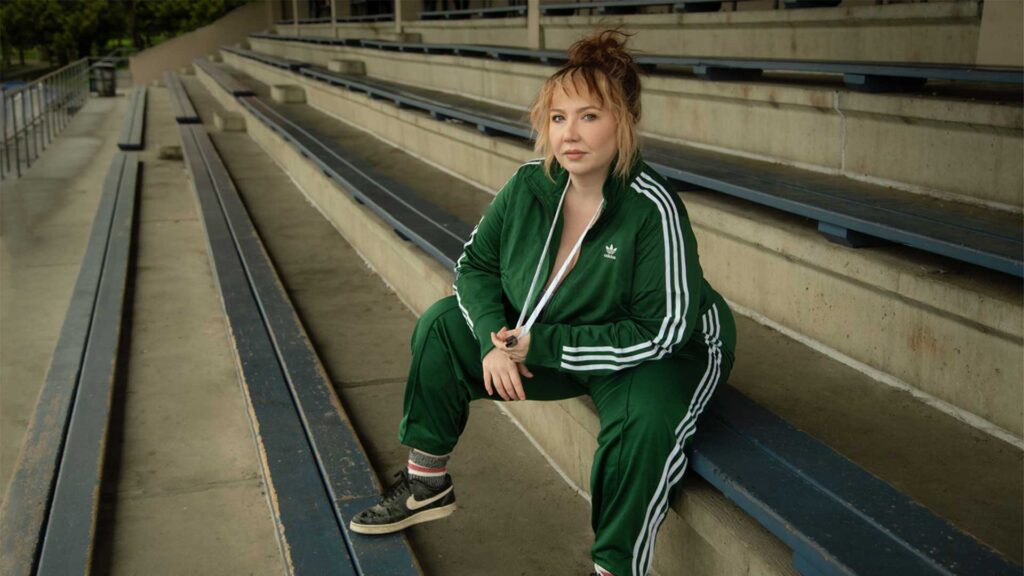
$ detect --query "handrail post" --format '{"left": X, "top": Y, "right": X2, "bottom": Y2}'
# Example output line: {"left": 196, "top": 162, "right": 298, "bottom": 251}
{"left": 29, "top": 87, "right": 36, "bottom": 159}
{"left": 1, "top": 91, "right": 6, "bottom": 180}
{"left": 23, "top": 90, "right": 32, "bottom": 168}
{"left": 42, "top": 83, "right": 49, "bottom": 148}
{"left": 62, "top": 68, "right": 69, "bottom": 129}
{"left": 45, "top": 79, "right": 52, "bottom": 144}
{"left": 31, "top": 87, "right": 39, "bottom": 162}
{"left": 41, "top": 82, "right": 48, "bottom": 146}
{"left": 13, "top": 97, "right": 21, "bottom": 178}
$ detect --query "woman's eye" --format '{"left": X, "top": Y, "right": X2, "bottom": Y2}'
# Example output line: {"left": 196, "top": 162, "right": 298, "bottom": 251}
{"left": 584, "top": 113, "right": 597, "bottom": 121}
{"left": 551, "top": 115, "right": 564, "bottom": 123}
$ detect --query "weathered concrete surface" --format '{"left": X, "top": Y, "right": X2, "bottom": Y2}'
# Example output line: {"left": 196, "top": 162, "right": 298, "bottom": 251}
{"left": 327, "top": 59, "right": 366, "bottom": 75}
{"left": 89, "top": 86, "right": 283, "bottom": 574}
{"left": 281, "top": 1, "right": 981, "bottom": 63}
{"left": 541, "top": 1, "right": 981, "bottom": 63}
{"left": 182, "top": 74, "right": 597, "bottom": 575}
{"left": 270, "top": 84, "right": 306, "bottom": 103}
{"left": 218, "top": 52, "right": 1024, "bottom": 440}
{"left": 202, "top": 68, "right": 1022, "bottom": 563}
{"left": 977, "top": 0, "right": 1024, "bottom": 67}
{"left": 213, "top": 110, "right": 245, "bottom": 131}
{"left": 249, "top": 37, "right": 1023, "bottom": 211}
{"left": 276, "top": 22, "right": 406, "bottom": 41}
{"left": 0, "top": 95, "right": 126, "bottom": 497}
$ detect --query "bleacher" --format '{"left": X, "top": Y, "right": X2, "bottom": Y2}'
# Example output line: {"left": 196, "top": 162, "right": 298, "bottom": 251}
{"left": 235, "top": 40, "right": 1022, "bottom": 277}
{"left": 1, "top": 104, "right": 142, "bottom": 576}
{"left": 198, "top": 3, "right": 1023, "bottom": 569}
{"left": 4, "top": 1, "right": 1018, "bottom": 574}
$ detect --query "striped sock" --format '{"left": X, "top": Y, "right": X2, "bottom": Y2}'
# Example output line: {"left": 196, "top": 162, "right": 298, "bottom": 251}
{"left": 407, "top": 449, "right": 450, "bottom": 489}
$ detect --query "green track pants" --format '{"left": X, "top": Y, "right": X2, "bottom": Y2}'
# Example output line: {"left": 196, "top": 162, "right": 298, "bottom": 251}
{"left": 399, "top": 296, "right": 735, "bottom": 576}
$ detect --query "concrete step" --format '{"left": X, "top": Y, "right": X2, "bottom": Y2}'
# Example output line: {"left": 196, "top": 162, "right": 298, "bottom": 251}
{"left": 217, "top": 50, "right": 1024, "bottom": 444}
{"left": 249, "top": 28, "right": 1024, "bottom": 214}
{"left": 190, "top": 63, "right": 1023, "bottom": 569}
{"left": 277, "top": 1, "right": 983, "bottom": 65}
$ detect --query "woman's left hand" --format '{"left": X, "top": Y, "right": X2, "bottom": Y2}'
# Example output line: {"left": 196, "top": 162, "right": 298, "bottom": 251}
{"left": 493, "top": 327, "right": 530, "bottom": 363}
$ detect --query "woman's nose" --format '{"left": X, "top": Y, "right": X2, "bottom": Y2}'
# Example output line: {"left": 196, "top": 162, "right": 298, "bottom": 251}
{"left": 564, "top": 119, "right": 580, "bottom": 141}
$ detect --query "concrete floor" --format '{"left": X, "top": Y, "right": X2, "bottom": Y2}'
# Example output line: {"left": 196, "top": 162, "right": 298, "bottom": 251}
{"left": 183, "top": 73, "right": 597, "bottom": 575}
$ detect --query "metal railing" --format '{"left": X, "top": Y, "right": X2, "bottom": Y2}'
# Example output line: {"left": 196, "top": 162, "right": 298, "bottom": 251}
{"left": 1, "top": 58, "right": 90, "bottom": 180}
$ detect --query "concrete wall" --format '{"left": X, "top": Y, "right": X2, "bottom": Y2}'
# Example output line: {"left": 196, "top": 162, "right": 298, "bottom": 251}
{"left": 129, "top": 2, "right": 272, "bottom": 86}
{"left": 275, "top": 22, "right": 416, "bottom": 41}
{"left": 250, "top": 38, "right": 1024, "bottom": 212}
{"left": 221, "top": 50, "right": 1024, "bottom": 439}
{"left": 299, "top": 1, "right": 982, "bottom": 63}
{"left": 976, "top": 0, "right": 1024, "bottom": 66}
{"left": 543, "top": 1, "right": 981, "bottom": 63}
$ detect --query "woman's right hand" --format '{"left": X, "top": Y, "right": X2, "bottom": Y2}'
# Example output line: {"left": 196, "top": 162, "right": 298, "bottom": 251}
{"left": 483, "top": 339, "right": 533, "bottom": 401}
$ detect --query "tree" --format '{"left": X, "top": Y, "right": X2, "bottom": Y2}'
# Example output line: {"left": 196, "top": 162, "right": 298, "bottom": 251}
{"left": 0, "top": 0, "right": 248, "bottom": 72}
{"left": 0, "top": 0, "right": 58, "bottom": 66}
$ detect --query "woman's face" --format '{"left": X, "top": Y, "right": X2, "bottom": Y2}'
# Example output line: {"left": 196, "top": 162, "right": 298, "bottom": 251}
{"left": 548, "top": 83, "right": 618, "bottom": 183}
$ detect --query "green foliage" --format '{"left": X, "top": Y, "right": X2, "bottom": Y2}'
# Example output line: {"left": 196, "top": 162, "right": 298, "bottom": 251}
{"left": 129, "top": 0, "right": 248, "bottom": 49}
{"left": 0, "top": 0, "right": 249, "bottom": 68}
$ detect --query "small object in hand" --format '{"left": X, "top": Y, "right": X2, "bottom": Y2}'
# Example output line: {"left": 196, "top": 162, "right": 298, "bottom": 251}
{"left": 504, "top": 335, "right": 518, "bottom": 348}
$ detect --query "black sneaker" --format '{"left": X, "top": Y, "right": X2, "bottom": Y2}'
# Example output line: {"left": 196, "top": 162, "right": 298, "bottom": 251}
{"left": 349, "top": 470, "right": 456, "bottom": 535}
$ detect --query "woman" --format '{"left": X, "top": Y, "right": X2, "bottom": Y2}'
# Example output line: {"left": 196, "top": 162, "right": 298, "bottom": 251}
{"left": 350, "top": 30, "right": 737, "bottom": 576}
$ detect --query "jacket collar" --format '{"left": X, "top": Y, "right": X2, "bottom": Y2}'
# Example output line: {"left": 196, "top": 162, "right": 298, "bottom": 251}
{"left": 523, "top": 152, "right": 645, "bottom": 232}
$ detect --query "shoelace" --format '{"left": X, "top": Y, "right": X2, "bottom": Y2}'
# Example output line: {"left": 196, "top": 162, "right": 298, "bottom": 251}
{"left": 379, "top": 470, "right": 411, "bottom": 507}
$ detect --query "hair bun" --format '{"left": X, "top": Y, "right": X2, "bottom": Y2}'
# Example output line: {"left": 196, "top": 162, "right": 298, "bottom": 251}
{"left": 566, "top": 29, "right": 638, "bottom": 80}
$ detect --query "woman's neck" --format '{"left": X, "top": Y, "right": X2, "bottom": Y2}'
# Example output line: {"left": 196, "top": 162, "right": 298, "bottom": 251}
{"left": 568, "top": 170, "right": 607, "bottom": 204}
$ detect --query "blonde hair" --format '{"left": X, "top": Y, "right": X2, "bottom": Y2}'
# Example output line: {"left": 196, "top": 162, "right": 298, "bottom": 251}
{"left": 529, "top": 29, "right": 643, "bottom": 182}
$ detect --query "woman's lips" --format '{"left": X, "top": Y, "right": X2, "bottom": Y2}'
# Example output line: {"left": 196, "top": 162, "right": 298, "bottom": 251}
{"left": 564, "top": 151, "right": 587, "bottom": 161}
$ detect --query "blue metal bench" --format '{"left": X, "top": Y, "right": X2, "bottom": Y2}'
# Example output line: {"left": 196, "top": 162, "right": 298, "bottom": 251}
{"left": 0, "top": 152, "right": 140, "bottom": 576}
{"left": 117, "top": 86, "right": 146, "bottom": 150}
{"left": 228, "top": 45, "right": 1023, "bottom": 277}
{"left": 542, "top": 0, "right": 738, "bottom": 16}
{"left": 277, "top": 13, "right": 394, "bottom": 25}
{"left": 193, "top": 57, "right": 255, "bottom": 96}
{"left": 785, "top": 0, "right": 842, "bottom": 8}
{"left": 337, "top": 13, "right": 394, "bottom": 23}
{"left": 165, "top": 72, "right": 200, "bottom": 124}
{"left": 176, "top": 109, "right": 420, "bottom": 574}
{"left": 221, "top": 45, "right": 304, "bottom": 72}
{"left": 199, "top": 59, "right": 1023, "bottom": 574}
{"left": 251, "top": 32, "right": 1024, "bottom": 91}
{"left": 421, "top": 4, "right": 527, "bottom": 20}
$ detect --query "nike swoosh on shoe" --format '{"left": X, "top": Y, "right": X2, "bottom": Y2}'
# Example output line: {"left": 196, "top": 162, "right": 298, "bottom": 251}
{"left": 406, "top": 485, "right": 454, "bottom": 511}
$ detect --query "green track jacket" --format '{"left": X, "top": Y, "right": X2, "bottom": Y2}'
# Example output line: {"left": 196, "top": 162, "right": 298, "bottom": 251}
{"left": 453, "top": 154, "right": 732, "bottom": 376}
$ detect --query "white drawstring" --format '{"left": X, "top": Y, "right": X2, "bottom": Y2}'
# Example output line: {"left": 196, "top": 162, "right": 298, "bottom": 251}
{"left": 508, "top": 180, "right": 603, "bottom": 347}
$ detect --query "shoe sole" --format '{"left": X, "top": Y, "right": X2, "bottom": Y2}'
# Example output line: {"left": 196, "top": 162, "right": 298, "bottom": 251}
{"left": 349, "top": 502, "right": 457, "bottom": 535}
